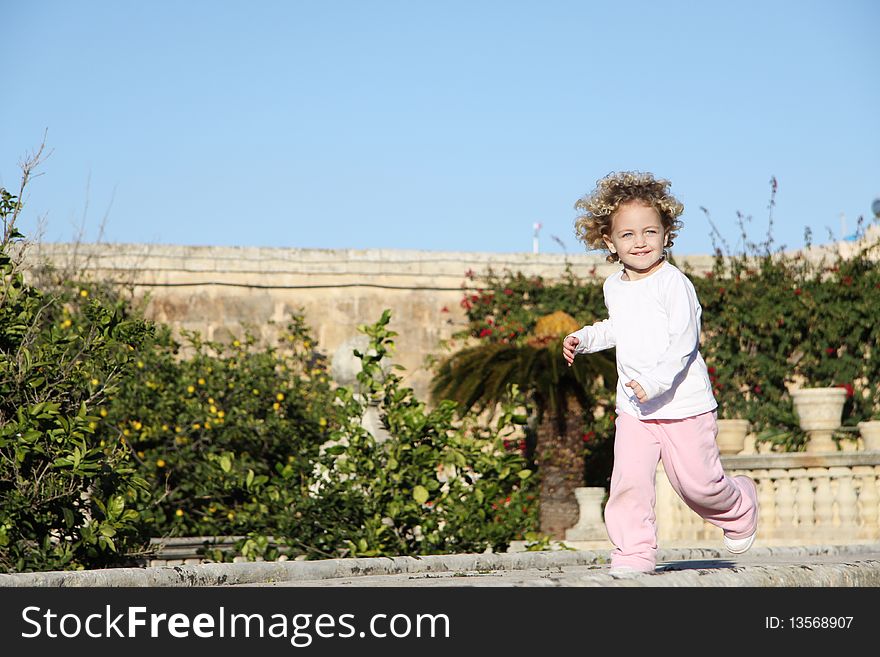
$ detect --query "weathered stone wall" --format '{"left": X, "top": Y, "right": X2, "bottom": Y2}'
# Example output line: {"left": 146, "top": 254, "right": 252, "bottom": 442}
{"left": 30, "top": 237, "right": 870, "bottom": 401}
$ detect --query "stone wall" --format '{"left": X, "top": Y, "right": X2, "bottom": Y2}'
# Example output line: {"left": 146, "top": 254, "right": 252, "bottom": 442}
{"left": 22, "top": 227, "right": 878, "bottom": 401}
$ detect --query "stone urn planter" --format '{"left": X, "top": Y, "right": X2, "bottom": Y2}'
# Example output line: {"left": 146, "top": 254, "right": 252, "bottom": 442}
{"left": 564, "top": 487, "right": 607, "bottom": 542}
{"left": 790, "top": 387, "right": 847, "bottom": 453}
{"left": 715, "top": 419, "right": 750, "bottom": 455}
{"left": 858, "top": 420, "right": 880, "bottom": 451}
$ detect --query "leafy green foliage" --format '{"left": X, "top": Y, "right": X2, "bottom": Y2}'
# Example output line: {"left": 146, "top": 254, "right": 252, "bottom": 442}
{"left": 0, "top": 191, "right": 155, "bottom": 572}
{"left": 690, "top": 226, "right": 880, "bottom": 449}
{"left": 98, "top": 314, "right": 335, "bottom": 542}
{"left": 292, "top": 310, "right": 537, "bottom": 557}
{"left": 98, "top": 309, "right": 538, "bottom": 561}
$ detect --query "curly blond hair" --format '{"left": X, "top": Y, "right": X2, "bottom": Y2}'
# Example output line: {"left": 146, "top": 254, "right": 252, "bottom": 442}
{"left": 574, "top": 171, "right": 684, "bottom": 263}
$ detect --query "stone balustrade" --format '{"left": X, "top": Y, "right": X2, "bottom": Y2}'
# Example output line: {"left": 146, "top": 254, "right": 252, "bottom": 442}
{"left": 656, "top": 451, "right": 880, "bottom": 546}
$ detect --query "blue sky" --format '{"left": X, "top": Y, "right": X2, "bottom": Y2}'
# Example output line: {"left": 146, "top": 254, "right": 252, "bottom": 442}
{"left": 2, "top": 1, "right": 878, "bottom": 256}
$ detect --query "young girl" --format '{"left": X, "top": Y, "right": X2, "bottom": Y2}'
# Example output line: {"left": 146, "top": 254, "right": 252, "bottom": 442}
{"left": 562, "top": 171, "right": 758, "bottom": 575}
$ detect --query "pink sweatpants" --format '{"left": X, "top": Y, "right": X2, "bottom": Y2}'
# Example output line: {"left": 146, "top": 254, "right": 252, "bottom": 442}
{"left": 604, "top": 410, "right": 758, "bottom": 572}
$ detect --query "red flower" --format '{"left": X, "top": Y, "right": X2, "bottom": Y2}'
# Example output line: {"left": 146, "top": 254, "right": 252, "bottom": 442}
{"left": 479, "top": 328, "right": 493, "bottom": 338}
{"left": 841, "top": 276, "right": 853, "bottom": 286}
{"left": 794, "top": 288, "right": 802, "bottom": 295}
{"left": 825, "top": 347, "right": 836, "bottom": 355}
{"left": 582, "top": 431, "right": 596, "bottom": 443}
{"left": 464, "top": 269, "right": 475, "bottom": 279}
{"left": 440, "top": 306, "right": 449, "bottom": 313}
{"left": 753, "top": 385, "right": 762, "bottom": 394}
{"left": 837, "top": 383, "right": 854, "bottom": 398}
{"left": 503, "top": 288, "right": 514, "bottom": 296}
{"left": 707, "top": 366, "right": 716, "bottom": 375}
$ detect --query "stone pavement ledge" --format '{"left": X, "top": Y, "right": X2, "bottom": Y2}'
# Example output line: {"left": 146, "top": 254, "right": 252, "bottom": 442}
{"left": 2, "top": 544, "right": 879, "bottom": 587}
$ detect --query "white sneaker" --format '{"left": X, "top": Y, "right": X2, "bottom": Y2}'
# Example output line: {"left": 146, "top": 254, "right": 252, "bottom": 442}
{"left": 724, "top": 531, "right": 756, "bottom": 554}
{"left": 725, "top": 476, "right": 759, "bottom": 555}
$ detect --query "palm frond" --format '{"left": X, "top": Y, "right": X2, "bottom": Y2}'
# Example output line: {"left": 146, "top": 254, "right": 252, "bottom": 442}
{"left": 431, "top": 339, "right": 617, "bottom": 417}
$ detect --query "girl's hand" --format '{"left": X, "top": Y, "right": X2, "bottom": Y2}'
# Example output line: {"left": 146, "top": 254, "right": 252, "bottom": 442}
{"left": 625, "top": 380, "right": 648, "bottom": 403}
{"left": 562, "top": 335, "right": 579, "bottom": 366}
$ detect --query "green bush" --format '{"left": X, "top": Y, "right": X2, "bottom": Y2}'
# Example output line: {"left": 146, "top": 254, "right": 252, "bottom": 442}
{"left": 0, "top": 189, "right": 155, "bottom": 572}
{"left": 97, "top": 308, "right": 537, "bottom": 561}
{"left": 98, "top": 314, "right": 336, "bottom": 542}
{"left": 689, "top": 221, "right": 880, "bottom": 449}
{"left": 283, "top": 310, "right": 538, "bottom": 558}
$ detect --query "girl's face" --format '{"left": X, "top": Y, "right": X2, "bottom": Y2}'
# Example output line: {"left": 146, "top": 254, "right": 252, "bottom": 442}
{"left": 602, "top": 201, "right": 669, "bottom": 280}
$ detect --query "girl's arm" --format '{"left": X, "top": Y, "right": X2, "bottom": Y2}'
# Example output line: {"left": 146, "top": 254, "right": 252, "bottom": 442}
{"left": 633, "top": 275, "right": 701, "bottom": 400}
{"left": 567, "top": 318, "right": 616, "bottom": 354}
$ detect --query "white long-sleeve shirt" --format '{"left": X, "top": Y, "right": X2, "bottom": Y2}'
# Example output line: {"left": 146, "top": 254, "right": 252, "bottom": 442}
{"left": 566, "top": 260, "right": 717, "bottom": 420}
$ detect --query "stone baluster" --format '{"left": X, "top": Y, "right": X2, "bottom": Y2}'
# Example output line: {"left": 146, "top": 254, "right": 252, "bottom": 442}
{"left": 853, "top": 465, "right": 879, "bottom": 540}
{"left": 756, "top": 470, "right": 775, "bottom": 539}
{"left": 811, "top": 468, "right": 834, "bottom": 540}
{"left": 830, "top": 466, "right": 858, "bottom": 539}
{"left": 793, "top": 468, "right": 815, "bottom": 532}
{"left": 770, "top": 469, "right": 795, "bottom": 540}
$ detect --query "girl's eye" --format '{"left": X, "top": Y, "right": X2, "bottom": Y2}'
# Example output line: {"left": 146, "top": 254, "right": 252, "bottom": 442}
{"left": 621, "top": 233, "right": 632, "bottom": 238}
